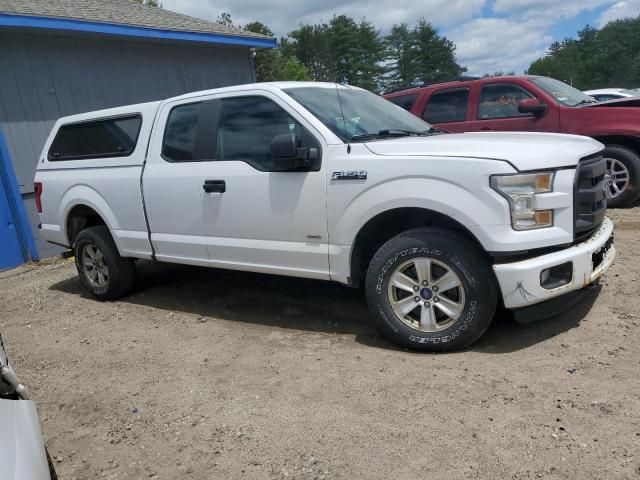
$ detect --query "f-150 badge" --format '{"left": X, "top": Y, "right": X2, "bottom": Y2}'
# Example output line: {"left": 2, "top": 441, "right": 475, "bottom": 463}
{"left": 332, "top": 170, "right": 367, "bottom": 180}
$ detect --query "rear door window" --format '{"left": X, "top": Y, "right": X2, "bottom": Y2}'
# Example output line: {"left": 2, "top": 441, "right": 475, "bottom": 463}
{"left": 423, "top": 89, "right": 469, "bottom": 123}
{"left": 387, "top": 94, "right": 418, "bottom": 111}
{"left": 48, "top": 115, "right": 142, "bottom": 161}
{"left": 478, "top": 84, "right": 535, "bottom": 119}
{"left": 162, "top": 103, "right": 203, "bottom": 162}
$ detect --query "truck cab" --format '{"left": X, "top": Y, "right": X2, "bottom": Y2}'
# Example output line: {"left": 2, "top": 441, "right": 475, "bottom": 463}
{"left": 385, "top": 75, "right": 640, "bottom": 207}
{"left": 35, "top": 82, "right": 615, "bottom": 351}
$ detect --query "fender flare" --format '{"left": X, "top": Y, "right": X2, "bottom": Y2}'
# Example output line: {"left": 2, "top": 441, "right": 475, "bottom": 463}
{"left": 333, "top": 177, "right": 506, "bottom": 249}
{"left": 59, "top": 185, "right": 123, "bottom": 252}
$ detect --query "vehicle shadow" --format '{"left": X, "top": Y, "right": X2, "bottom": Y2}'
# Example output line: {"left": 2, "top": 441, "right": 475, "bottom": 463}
{"left": 49, "top": 261, "right": 599, "bottom": 354}
{"left": 471, "top": 287, "right": 599, "bottom": 354}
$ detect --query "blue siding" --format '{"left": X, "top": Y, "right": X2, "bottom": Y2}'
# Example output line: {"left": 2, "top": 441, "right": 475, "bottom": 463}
{"left": 0, "top": 127, "right": 37, "bottom": 270}
{"left": 0, "top": 175, "right": 24, "bottom": 270}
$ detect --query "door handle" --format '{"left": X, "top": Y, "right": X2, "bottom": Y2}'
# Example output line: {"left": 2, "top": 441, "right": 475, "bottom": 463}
{"left": 480, "top": 127, "right": 493, "bottom": 131}
{"left": 203, "top": 180, "right": 226, "bottom": 193}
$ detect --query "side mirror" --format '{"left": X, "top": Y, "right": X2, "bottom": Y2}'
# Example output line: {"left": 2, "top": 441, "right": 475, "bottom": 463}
{"left": 517, "top": 98, "right": 547, "bottom": 117}
{"left": 270, "top": 133, "right": 316, "bottom": 170}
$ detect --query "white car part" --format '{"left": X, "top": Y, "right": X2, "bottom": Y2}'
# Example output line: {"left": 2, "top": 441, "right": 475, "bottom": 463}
{"left": 494, "top": 217, "right": 615, "bottom": 309}
{"left": 0, "top": 400, "right": 51, "bottom": 480}
{"left": 490, "top": 172, "right": 554, "bottom": 230}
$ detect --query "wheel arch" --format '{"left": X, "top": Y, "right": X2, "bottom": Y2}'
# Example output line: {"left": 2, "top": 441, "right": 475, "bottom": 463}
{"left": 58, "top": 184, "right": 123, "bottom": 248}
{"left": 348, "top": 207, "right": 488, "bottom": 288}
{"left": 65, "top": 204, "right": 109, "bottom": 246}
{"left": 591, "top": 135, "right": 640, "bottom": 155}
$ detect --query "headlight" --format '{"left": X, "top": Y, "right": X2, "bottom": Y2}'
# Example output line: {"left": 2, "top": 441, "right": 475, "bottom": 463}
{"left": 491, "top": 172, "right": 554, "bottom": 230}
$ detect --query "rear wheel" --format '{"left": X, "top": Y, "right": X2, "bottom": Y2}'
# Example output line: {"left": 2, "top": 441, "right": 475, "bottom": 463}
{"left": 602, "top": 145, "right": 640, "bottom": 208}
{"left": 365, "top": 228, "right": 498, "bottom": 351}
{"left": 74, "top": 225, "right": 135, "bottom": 300}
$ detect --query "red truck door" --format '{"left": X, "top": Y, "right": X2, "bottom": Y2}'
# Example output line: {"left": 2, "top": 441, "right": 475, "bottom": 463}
{"left": 465, "top": 81, "right": 559, "bottom": 132}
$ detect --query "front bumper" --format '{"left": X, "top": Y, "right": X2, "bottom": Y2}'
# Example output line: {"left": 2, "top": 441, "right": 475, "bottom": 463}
{"left": 494, "top": 217, "right": 615, "bottom": 309}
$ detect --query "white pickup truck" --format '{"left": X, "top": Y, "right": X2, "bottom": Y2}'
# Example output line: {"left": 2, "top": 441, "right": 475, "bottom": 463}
{"left": 34, "top": 82, "right": 615, "bottom": 351}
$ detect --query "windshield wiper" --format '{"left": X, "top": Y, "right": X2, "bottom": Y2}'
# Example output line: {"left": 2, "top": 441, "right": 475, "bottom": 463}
{"left": 350, "top": 129, "right": 433, "bottom": 142}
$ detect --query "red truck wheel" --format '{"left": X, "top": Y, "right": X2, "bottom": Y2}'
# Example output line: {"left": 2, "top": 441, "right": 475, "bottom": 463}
{"left": 602, "top": 145, "right": 640, "bottom": 208}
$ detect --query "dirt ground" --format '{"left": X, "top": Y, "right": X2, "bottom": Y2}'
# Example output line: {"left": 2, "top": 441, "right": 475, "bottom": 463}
{"left": 1, "top": 209, "right": 639, "bottom": 480}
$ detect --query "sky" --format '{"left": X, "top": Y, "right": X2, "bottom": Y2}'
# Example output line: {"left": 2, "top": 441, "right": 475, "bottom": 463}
{"left": 163, "top": 0, "right": 640, "bottom": 75}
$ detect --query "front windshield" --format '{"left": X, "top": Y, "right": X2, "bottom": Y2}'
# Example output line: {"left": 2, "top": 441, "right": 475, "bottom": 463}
{"left": 283, "top": 86, "right": 433, "bottom": 142}
{"left": 529, "top": 76, "right": 596, "bottom": 107}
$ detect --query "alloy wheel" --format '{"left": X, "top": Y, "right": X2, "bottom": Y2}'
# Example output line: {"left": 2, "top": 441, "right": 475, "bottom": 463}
{"left": 604, "top": 157, "right": 630, "bottom": 200}
{"left": 82, "top": 244, "right": 109, "bottom": 288}
{"left": 387, "top": 257, "right": 465, "bottom": 332}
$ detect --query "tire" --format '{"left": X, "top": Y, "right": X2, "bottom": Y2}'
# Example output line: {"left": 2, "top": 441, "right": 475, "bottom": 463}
{"left": 74, "top": 225, "right": 136, "bottom": 300}
{"left": 365, "top": 228, "right": 497, "bottom": 351}
{"left": 602, "top": 145, "right": 640, "bottom": 208}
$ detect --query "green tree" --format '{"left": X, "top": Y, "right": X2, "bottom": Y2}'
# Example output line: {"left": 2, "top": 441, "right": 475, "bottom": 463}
{"left": 384, "top": 20, "right": 466, "bottom": 90}
{"left": 353, "top": 19, "right": 385, "bottom": 91}
{"left": 411, "top": 19, "right": 466, "bottom": 84}
{"left": 573, "top": 26, "right": 606, "bottom": 88}
{"left": 216, "top": 12, "right": 233, "bottom": 26}
{"left": 244, "top": 21, "right": 311, "bottom": 82}
{"left": 286, "top": 23, "right": 336, "bottom": 81}
{"left": 285, "top": 15, "right": 385, "bottom": 89}
{"left": 280, "top": 57, "right": 312, "bottom": 81}
{"left": 527, "top": 16, "right": 640, "bottom": 89}
{"left": 384, "top": 23, "right": 416, "bottom": 90}
{"left": 527, "top": 46, "right": 568, "bottom": 80}
{"left": 244, "top": 21, "right": 279, "bottom": 81}
{"left": 210, "top": 13, "right": 467, "bottom": 92}
{"left": 598, "top": 17, "right": 640, "bottom": 87}
{"left": 329, "top": 15, "right": 360, "bottom": 84}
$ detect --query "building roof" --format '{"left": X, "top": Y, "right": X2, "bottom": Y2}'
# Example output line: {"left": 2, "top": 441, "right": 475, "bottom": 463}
{"left": 0, "top": 0, "right": 276, "bottom": 48}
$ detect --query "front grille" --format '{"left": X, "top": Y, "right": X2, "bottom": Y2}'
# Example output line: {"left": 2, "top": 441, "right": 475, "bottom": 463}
{"left": 574, "top": 153, "right": 607, "bottom": 242}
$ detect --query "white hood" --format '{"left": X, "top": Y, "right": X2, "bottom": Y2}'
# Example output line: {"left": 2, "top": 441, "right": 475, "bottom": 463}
{"left": 364, "top": 131, "right": 604, "bottom": 171}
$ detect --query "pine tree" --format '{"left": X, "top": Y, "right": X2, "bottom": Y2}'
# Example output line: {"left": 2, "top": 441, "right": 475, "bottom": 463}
{"left": 244, "top": 22, "right": 312, "bottom": 82}
{"left": 412, "top": 19, "right": 466, "bottom": 84}
{"left": 384, "top": 23, "right": 416, "bottom": 90}
{"left": 527, "top": 16, "right": 640, "bottom": 89}
{"left": 353, "top": 19, "right": 385, "bottom": 91}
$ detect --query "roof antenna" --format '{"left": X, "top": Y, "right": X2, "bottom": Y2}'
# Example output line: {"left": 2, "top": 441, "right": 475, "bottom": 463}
{"left": 335, "top": 82, "right": 351, "bottom": 154}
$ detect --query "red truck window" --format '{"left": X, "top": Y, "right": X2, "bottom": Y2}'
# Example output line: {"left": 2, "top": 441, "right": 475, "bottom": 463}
{"left": 478, "top": 84, "right": 535, "bottom": 119}
{"left": 423, "top": 88, "right": 469, "bottom": 123}
{"left": 387, "top": 93, "right": 418, "bottom": 111}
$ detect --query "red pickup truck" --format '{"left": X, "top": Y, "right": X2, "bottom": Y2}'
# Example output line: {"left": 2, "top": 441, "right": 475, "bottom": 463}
{"left": 384, "top": 75, "right": 640, "bottom": 207}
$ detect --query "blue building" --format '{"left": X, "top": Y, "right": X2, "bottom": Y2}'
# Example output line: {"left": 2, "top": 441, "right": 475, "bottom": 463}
{"left": 0, "top": 0, "right": 275, "bottom": 270}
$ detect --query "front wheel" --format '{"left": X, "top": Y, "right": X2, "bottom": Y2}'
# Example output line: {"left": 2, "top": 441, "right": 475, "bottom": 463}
{"left": 602, "top": 145, "right": 640, "bottom": 208}
{"left": 74, "top": 225, "right": 136, "bottom": 300}
{"left": 365, "top": 228, "right": 498, "bottom": 351}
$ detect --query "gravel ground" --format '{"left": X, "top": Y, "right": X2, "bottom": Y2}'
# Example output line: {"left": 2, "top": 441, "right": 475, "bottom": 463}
{"left": 1, "top": 209, "right": 639, "bottom": 480}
